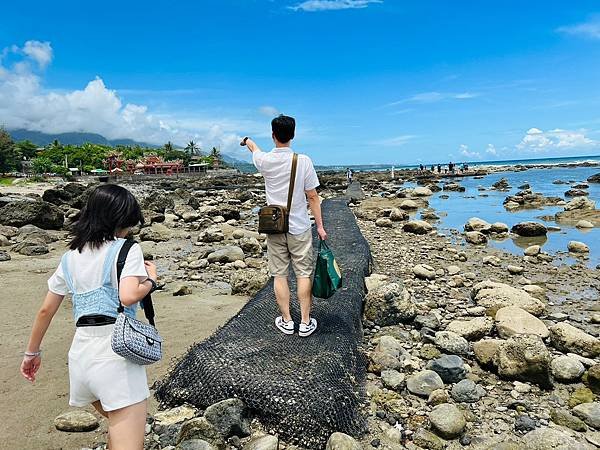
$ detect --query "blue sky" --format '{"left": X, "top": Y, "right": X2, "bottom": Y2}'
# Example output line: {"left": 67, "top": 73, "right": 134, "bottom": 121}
{"left": 1, "top": 1, "right": 600, "bottom": 165}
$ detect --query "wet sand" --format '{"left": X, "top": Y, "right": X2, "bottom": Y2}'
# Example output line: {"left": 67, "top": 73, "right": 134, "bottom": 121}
{"left": 0, "top": 245, "right": 247, "bottom": 450}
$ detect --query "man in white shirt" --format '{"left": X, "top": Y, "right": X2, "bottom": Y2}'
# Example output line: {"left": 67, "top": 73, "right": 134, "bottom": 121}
{"left": 241, "top": 115, "right": 327, "bottom": 337}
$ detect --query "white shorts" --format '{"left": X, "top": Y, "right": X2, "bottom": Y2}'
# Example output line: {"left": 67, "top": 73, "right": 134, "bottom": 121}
{"left": 68, "top": 324, "right": 150, "bottom": 412}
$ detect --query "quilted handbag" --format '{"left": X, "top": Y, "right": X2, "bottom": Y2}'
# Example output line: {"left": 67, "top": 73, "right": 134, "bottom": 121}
{"left": 111, "top": 240, "right": 163, "bottom": 365}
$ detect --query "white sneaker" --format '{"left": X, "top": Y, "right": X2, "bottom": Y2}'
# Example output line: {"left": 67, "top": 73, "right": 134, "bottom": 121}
{"left": 275, "top": 316, "right": 295, "bottom": 335}
{"left": 299, "top": 318, "right": 318, "bottom": 337}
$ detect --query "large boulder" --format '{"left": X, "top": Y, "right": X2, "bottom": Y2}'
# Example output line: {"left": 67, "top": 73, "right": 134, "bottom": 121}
{"left": 364, "top": 282, "right": 416, "bottom": 326}
{"left": 403, "top": 220, "right": 433, "bottom": 234}
{"left": 54, "top": 410, "right": 99, "bottom": 432}
{"left": 471, "top": 280, "right": 545, "bottom": 316}
{"left": 550, "top": 323, "right": 600, "bottom": 358}
{"left": 446, "top": 317, "right": 494, "bottom": 341}
{"left": 511, "top": 221, "right": 547, "bottom": 237}
{"left": 522, "top": 427, "right": 590, "bottom": 450}
{"left": 465, "top": 231, "right": 488, "bottom": 245}
{"left": 495, "top": 306, "right": 549, "bottom": 339}
{"left": 464, "top": 217, "right": 491, "bottom": 233}
{"left": 139, "top": 223, "right": 173, "bottom": 242}
{"left": 204, "top": 399, "right": 250, "bottom": 438}
{"left": 0, "top": 200, "right": 64, "bottom": 230}
{"left": 141, "top": 192, "right": 175, "bottom": 213}
{"left": 494, "top": 334, "right": 552, "bottom": 388}
{"left": 588, "top": 173, "right": 600, "bottom": 183}
{"left": 572, "top": 402, "right": 600, "bottom": 430}
{"left": 207, "top": 246, "right": 245, "bottom": 263}
{"left": 564, "top": 196, "right": 595, "bottom": 211}
{"left": 230, "top": 271, "right": 269, "bottom": 296}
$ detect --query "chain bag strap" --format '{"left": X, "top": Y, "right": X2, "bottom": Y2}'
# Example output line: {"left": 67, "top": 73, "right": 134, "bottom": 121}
{"left": 111, "top": 239, "right": 163, "bottom": 365}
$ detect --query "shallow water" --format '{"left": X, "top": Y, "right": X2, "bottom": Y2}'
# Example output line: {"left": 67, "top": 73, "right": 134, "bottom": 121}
{"left": 416, "top": 166, "right": 600, "bottom": 267}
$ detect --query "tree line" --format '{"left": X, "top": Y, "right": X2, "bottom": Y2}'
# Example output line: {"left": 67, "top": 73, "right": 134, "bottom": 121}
{"left": 0, "top": 128, "right": 223, "bottom": 175}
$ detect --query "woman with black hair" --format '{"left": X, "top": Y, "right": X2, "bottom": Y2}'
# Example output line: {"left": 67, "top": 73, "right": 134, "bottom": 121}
{"left": 20, "top": 184, "right": 157, "bottom": 449}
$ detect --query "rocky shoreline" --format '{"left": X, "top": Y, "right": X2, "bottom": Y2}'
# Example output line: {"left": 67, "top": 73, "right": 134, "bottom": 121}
{"left": 1, "top": 167, "right": 600, "bottom": 449}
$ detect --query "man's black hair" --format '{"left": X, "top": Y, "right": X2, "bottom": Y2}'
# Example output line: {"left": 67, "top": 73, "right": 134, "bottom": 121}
{"left": 69, "top": 184, "right": 144, "bottom": 252}
{"left": 271, "top": 114, "right": 295, "bottom": 144}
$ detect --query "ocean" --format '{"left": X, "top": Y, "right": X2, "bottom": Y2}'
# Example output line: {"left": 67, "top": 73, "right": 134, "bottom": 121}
{"left": 317, "top": 154, "right": 600, "bottom": 173}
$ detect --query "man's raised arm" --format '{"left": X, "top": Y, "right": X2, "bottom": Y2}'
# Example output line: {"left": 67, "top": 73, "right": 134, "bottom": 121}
{"left": 240, "top": 137, "right": 262, "bottom": 153}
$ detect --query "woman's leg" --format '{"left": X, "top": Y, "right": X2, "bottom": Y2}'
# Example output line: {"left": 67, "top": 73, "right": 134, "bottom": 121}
{"left": 106, "top": 399, "right": 147, "bottom": 450}
{"left": 92, "top": 401, "right": 111, "bottom": 448}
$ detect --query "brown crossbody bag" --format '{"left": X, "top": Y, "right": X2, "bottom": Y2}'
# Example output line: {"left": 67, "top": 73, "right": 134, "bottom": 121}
{"left": 258, "top": 153, "right": 298, "bottom": 234}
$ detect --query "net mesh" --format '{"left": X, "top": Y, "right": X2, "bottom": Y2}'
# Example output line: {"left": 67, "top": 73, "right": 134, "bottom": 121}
{"left": 154, "top": 197, "right": 371, "bottom": 448}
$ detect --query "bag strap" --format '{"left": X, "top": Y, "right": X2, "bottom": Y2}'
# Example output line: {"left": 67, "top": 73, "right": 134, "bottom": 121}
{"left": 286, "top": 153, "right": 298, "bottom": 212}
{"left": 116, "top": 239, "right": 156, "bottom": 327}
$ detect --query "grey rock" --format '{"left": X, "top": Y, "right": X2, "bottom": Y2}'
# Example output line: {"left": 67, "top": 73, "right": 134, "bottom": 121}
{"left": 406, "top": 370, "right": 445, "bottom": 397}
{"left": 230, "top": 271, "right": 269, "bottom": 296}
{"left": 325, "top": 432, "right": 362, "bottom": 450}
{"left": 446, "top": 316, "right": 494, "bottom": 341}
{"left": 381, "top": 369, "right": 405, "bottom": 391}
{"left": 242, "top": 434, "right": 279, "bottom": 450}
{"left": 568, "top": 241, "right": 590, "bottom": 253}
{"left": 403, "top": 220, "right": 433, "bottom": 234}
{"left": 514, "top": 415, "right": 536, "bottom": 433}
{"left": 176, "top": 439, "right": 216, "bottom": 450}
{"left": 495, "top": 306, "right": 549, "bottom": 339}
{"left": 472, "top": 280, "right": 545, "bottom": 316}
{"left": 207, "top": 246, "right": 245, "bottom": 263}
{"left": 451, "top": 379, "right": 486, "bottom": 403}
{"left": 573, "top": 402, "right": 600, "bottom": 429}
{"left": 429, "top": 403, "right": 466, "bottom": 439}
{"left": 551, "top": 355, "right": 585, "bottom": 382}
{"left": 522, "top": 427, "right": 590, "bottom": 449}
{"left": 204, "top": 398, "right": 250, "bottom": 438}
{"left": 465, "top": 231, "right": 488, "bottom": 245}
{"left": 413, "top": 263, "right": 436, "bottom": 280}
{"left": 427, "top": 355, "right": 466, "bottom": 383}
{"left": 0, "top": 200, "right": 64, "bottom": 230}
{"left": 0, "top": 250, "right": 10, "bottom": 261}
{"left": 434, "top": 331, "right": 469, "bottom": 355}
{"left": 364, "top": 282, "right": 416, "bottom": 326}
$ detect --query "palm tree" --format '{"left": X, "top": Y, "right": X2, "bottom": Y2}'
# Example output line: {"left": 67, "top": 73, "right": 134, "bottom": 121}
{"left": 164, "top": 141, "right": 174, "bottom": 152}
{"left": 185, "top": 140, "right": 199, "bottom": 156}
{"left": 210, "top": 147, "right": 221, "bottom": 168}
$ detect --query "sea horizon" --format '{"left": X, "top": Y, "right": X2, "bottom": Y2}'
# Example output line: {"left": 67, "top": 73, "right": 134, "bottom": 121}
{"left": 316, "top": 154, "right": 600, "bottom": 172}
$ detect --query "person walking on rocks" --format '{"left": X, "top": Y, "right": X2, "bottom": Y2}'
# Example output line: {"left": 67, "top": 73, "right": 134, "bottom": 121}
{"left": 20, "top": 184, "right": 157, "bottom": 450}
{"left": 241, "top": 114, "right": 327, "bottom": 337}
{"left": 346, "top": 167, "right": 353, "bottom": 185}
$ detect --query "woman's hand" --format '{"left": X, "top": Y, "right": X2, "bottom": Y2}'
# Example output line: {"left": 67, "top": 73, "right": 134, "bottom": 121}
{"left": 144, "top": 261, "right": 157, "bottom": 281}
{"left": 21, "top": 354, "right": 41, "bottom": 382}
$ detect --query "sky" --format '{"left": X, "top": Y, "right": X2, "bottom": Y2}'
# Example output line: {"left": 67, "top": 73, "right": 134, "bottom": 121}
{"left": 1, "top": 0, "right": 600, "bottom": 165}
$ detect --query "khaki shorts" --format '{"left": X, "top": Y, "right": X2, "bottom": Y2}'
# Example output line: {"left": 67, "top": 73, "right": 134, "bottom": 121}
{"left": 266, "top": 228, "right": 314, "bottom": 278}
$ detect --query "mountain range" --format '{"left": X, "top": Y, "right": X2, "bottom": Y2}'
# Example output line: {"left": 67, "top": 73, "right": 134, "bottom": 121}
{"left": 7, "top": 129, "right": 249, "bottom": 165}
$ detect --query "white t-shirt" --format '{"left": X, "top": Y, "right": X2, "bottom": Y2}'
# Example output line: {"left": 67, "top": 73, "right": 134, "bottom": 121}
{"left": 252, "top": 147, "right": 320, "bottom": 235}
{"left": 48, "top": 240, "right": 148, "bottom": 295}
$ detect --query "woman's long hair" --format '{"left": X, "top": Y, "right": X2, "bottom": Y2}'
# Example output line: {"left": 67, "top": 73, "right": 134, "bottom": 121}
{"left": 69, "top": 184, "right": 144, "bottom": 252}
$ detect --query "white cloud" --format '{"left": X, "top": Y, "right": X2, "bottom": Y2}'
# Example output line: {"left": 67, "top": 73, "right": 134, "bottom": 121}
{"left": 259, "top": 105, "right": 279, "bottom": 117}
{"left": 557, "top": 17, "right": 600, "bottom": 40}
{"left": 290, "top": 0, "right": 382, "bottom": 12}
{"left": 459, "top": 144, "right": 481, "bottom": 159}
{"left": 22, "top": 41, "right": 53, "bottom": 69}
{"left": 485, "top": 144, "right": 497, "bottom": 155}
{"left": 374, "top": 134, "right": 416, "bottom": 146}
{"left": 387, "top": 91, "right": 479, "bottom": 106}
{"left": 0, "top": 41, "right": 266, "bottom": 159}
{"left": 517, "top": 127, "right": 597, "bottom": 152}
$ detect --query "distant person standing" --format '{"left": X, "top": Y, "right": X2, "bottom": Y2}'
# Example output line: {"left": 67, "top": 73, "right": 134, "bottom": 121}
{"left": 437, "top": 164, "right": 441, "bottom": 173}
{"left": 346, "top": 167, "right": 353, "bottom": 185}
{"left": 419, "top": 164, "right": 424, "bottom": 172}
{"left": 241, "top": 115, "right": 327, "bottom": 337}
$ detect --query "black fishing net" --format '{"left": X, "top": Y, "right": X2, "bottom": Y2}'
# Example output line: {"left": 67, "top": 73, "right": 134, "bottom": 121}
{"left": 155, "top": 197, "right": 371, "bottom": 449}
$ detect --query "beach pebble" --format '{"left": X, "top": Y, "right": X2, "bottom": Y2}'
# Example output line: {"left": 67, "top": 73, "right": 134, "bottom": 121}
{"left": 428, "top": 403, "right": 466, "bottom": 439}
{"left": 568, "top": 241, "right": 590, "bottom": 253}
{"left": 406, "top": 370, "right": 445, "bottom": 397}
{"left": 427, "top": 355, "right": 466, "bottom": 383}
{"left": 413, "top": 264, "right": 436, "bottom": 280}
{"left": 54, "top": 410, "right": 99, "bottom": 432}
{"left": 550, "top": 355, "right": 585, "bottom": 382}
{"left": 524, "top": 245, "right": 541, "bottom": 256}
{"left": 576, "top": 220, "right": 594, "bottom": 229}
{"left": 451, "top": 379, "right": 486, "bottom": 403}
{"left": 325, "top": 432, "right": 362, "bottom": 450}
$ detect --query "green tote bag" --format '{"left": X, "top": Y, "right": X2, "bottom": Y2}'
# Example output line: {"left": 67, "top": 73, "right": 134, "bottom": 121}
{"left": 312, "top": 239, "right": 342, "bottom": 299}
